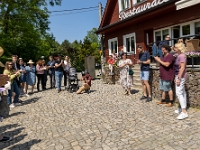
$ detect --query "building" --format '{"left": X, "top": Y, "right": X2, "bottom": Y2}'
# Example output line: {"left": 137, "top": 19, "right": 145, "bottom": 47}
{"left": 96, "top": 0, "right": 200, "bottom": 63}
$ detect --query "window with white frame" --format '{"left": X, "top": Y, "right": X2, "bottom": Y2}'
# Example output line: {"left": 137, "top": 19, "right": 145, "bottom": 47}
{"left": 182, "top": 24, "right": 190, "bottom": 36}
{"left": 195, "top": 21, "right": 200, "bottom": 34}
{"left": 108, "top": 38, "right": 118, "bottom": 55}
{"left": 123, "top": 33, "right": 136, "bottom": 53}
{"left": 119, "top": 0, "right": 130, "bottom": 11}
{"left": 133, "top": 0, "right": 145, "bottom": 5}
{"left": 154, "top": 19, "right": 200, "bottom": 44}
{"left": 154, "top": 28, "right": 170, "bottom": 42}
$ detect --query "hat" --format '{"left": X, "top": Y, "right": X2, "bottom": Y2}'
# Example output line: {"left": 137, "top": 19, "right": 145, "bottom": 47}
{"left": 27, "top": 60, "right": 34, "bottom": 64}
{"left": 0, "top": 47, "right": 4, "bottom": 57}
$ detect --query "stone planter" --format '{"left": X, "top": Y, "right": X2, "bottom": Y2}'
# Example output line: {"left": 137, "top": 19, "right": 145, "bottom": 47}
{"left": 150, "top": 67, "right": 200, "bottom": 107}
{"left": 102, "top": 66, "right": 120, "bottom": 84}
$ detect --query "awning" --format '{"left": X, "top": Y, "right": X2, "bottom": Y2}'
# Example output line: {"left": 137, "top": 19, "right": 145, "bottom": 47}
{"left": 176, "top": 0, "right": 200, "bottom": 10}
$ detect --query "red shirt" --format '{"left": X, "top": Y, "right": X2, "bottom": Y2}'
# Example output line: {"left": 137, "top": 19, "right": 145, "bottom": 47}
{"left": 107, "top": 58, "right": 115, "bottom": 65}
{"left": 160, "top": 53, "right": 175, "bottom": 81}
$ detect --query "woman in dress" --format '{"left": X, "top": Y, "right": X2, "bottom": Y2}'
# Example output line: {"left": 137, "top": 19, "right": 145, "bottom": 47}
{"left": 18, "top": 59, "right": 26, "bottom": 96}
{"left": 118, "top": 52, "right": 133, "bottom": 95}
{"left": 25, "top": 60, "right": 36, "bottom": 94}
{"left": 173, "top": 43, "right": 188, "bottom": 120}
{"left": 63, "top": 55, "right": 71, "bottom": 89}
{"left": 3, "top": 61, "right": 21, "bottom": 108}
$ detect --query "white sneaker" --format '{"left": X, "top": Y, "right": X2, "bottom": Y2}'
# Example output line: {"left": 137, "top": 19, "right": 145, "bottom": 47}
{"left": 174, "top": 108, "right": 182, "bottom": 114}
{"left": 14, "top": 103, "right": 22, "bottom": 106}
{"left": 177, "top": 112, "right": 188, "bottom": 120}
{"left": 9, "top": 104, "right": 15, "bottom": 108}
{"left": 25, "top": 94, "right": 30, "bottom": 97}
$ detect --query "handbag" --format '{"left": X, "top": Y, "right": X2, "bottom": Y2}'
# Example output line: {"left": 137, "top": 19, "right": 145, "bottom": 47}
{"left": 129, "top": 68, "right": 134, "bottom": 75}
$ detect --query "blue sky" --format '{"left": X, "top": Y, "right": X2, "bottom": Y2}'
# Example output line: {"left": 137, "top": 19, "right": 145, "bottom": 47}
{"left": 47, "top": 0, "right": 107, "bottom": 44}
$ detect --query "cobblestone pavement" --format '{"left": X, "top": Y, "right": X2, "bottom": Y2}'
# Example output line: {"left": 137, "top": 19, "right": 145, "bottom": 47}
{"left": 1, "top": 80, "right": 200, "bottom": 150}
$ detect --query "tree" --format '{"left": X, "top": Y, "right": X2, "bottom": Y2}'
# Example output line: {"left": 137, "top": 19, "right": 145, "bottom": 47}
{"left": 0, "top": 0, "right": 62, "bottom": 63}
{"left": 84, "top": 28, "right": 99, "bottom": 43}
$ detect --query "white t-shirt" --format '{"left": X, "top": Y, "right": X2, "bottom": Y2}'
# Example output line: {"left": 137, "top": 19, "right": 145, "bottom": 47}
{"left": 64, "top": 60, "right": 71, "bottom": 71}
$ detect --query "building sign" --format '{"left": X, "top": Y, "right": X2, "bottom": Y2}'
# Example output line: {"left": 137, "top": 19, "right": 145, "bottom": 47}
{"left": 119, "top": 0, "right": 170, "bottom": 20}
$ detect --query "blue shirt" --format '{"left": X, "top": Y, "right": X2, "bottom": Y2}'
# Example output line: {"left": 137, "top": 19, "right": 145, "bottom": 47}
{"left": 139, "top": 51, "right": 150, "bottom": 71}
{"left": 158, "top": 40, "right": 169, "bottom": 50}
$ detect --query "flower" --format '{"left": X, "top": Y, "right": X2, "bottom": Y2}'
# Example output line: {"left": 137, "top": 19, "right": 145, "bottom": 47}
{"left": 173, "top": 52, "right": 200, "bottom": 58}
{"left": 185, "top": 52, "right": 200, "bottom": 58}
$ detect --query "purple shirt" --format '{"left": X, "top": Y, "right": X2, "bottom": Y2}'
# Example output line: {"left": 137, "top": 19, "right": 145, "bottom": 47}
{"left": 174, "top": 53, "right": 187, "bottom": 78}
{"left": 160, "top": 53, "right": 175, "bottom": 81}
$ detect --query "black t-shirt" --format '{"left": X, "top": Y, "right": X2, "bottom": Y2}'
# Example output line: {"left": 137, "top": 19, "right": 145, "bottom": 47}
{"left": 54, "top": 60, "right": 64, "bottom": 72}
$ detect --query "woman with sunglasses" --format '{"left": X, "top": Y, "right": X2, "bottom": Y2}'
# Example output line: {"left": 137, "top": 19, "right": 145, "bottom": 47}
{"left": 3, "top": 61, "right": 21, "bottom": 108}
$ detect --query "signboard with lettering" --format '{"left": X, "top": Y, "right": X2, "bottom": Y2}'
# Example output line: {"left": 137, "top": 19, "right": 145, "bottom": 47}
{"left": 119, "top": 0, "right": 170, "bottom": 20}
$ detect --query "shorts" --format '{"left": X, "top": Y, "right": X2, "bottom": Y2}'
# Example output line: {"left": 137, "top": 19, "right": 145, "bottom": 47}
{"left": 140, "top": 71, "right": 150, "bottom": 81}
{"left": 159, "top": 79, "right": 172, "bottom": 92}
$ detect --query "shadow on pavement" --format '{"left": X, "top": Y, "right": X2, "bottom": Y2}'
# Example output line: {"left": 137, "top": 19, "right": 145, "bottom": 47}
{"left": 0, "top": 124, "right": 42, "bottom": 149}
{"left": 7, "top": 112, "right": 26, "bottom": 118}
{"left": 131, "top": 89, "right": 140, "bottom": 94}
{"left": 21, "top": 97, "right": 41, "bottom": 105}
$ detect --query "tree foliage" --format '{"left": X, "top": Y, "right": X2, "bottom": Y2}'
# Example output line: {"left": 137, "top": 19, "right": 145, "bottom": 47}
{"left": 0, "top": 0, "right": 62, "bottom": 63}
{"left": 60, "top": 28, "right": 101, "bottom": 72}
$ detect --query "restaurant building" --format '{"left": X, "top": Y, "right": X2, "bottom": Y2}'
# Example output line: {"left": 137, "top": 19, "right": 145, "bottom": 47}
{"left": 96, "top": 0, "right": 200, "bottom": 63}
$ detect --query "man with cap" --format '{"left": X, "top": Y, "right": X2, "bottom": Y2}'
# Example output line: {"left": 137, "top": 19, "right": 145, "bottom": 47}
{"left": 76, "top": 70, "right": 92, "bottom": 94}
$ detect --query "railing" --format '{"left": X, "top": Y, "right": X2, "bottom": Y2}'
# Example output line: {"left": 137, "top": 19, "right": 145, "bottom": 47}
{"left": 148, "top": 33, "right": 200, "bottom": 69}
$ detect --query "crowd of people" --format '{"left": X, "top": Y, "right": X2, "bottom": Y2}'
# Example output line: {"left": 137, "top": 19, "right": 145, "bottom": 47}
{"left": 113, "top": 35, "right": 188, "bottom": 120}
{"left": 2, "top": 54, "right": 93, "bottom": 109}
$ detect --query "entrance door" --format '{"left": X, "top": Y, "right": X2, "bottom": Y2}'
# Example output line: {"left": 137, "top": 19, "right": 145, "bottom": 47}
{"left": 172, "top": 26, "right": 180, "bottom": 45}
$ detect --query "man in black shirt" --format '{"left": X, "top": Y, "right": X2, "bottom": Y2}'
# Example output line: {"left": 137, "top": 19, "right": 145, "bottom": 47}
{"left": 55, "top": 55, "right": 65, "bottom": 93}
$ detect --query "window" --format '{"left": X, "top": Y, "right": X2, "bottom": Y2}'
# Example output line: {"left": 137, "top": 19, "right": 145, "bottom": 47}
{"left": 133, "top": 0, "right": 145, "bottom": 5}
{"left": 108, "top": 38, "right": 118, "bottom": 55}
{"left": 123, "top": 33, "right": 136, "bottom": 53}
{"left": 155, "top": 31, "right": 161, "bottom": 42}
{"left": 182, "top": 24, "right": 190, "bottom": 36}
{"left": 154, "top": 28, "right": 170, "bottom": 43}
{"left": 119, "top": 0, "right": 130, "bottom": 11}
{"left": 162, "top": 29, "right": 169, "bottom": 40}
{"left": 195, "top": 22, "right": 200, "bottom": 34}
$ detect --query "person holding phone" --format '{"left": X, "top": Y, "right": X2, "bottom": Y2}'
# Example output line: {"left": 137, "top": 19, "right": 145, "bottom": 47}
{"left": 55, "top": 55, "right": 65, "bottom": 93}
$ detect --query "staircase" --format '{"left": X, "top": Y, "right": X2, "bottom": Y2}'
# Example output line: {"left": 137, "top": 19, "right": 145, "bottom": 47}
{"left": 132, "top": 64, "right": 142, "bottom": 91}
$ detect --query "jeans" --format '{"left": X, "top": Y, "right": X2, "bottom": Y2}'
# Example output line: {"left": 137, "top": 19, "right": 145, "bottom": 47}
{"left": 49, "top": 72, "right": 55, "bottom": 88}
{"left": 37, "top": 74, "right": 45, "bottom": 91}
{"left": 175, "top": 77, "right": 187, "bottom": 109}
{"left": 157, "top": 49, "right": 163, "bottom": 57}
{"left": 55, "top": 71, "right": 63, "bottom": 90}
{"left": 7, "top": 80, "right": 20, "bottom": 105}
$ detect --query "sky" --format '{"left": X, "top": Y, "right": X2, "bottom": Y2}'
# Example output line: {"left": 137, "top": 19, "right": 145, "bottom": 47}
{"left": 47, "top": 0, "right": 107, "bottom": 44}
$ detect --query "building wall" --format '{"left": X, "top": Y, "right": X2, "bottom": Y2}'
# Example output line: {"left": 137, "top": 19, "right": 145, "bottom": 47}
{"left": 104, "top": 3, "right": 200, "bottom": 62}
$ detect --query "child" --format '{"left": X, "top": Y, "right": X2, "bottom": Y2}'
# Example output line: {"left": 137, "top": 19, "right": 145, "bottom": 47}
{"left": 107, "top": 55, "right": 115, "bottom": 75}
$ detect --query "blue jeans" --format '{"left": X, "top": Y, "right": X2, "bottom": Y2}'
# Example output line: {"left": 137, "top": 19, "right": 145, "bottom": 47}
{"left": 157, "top": 49, "right": 163, "bottom": 57}
{"left": 7, "top": 80, "right": 20, "bottom": 105}
{"left": 55, "top": 71, "right": 63, "bottom": 90}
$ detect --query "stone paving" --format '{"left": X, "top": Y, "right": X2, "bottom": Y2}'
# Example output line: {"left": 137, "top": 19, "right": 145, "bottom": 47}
{"left": 1, "top": 79, "right": 200, "bottom": 150}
